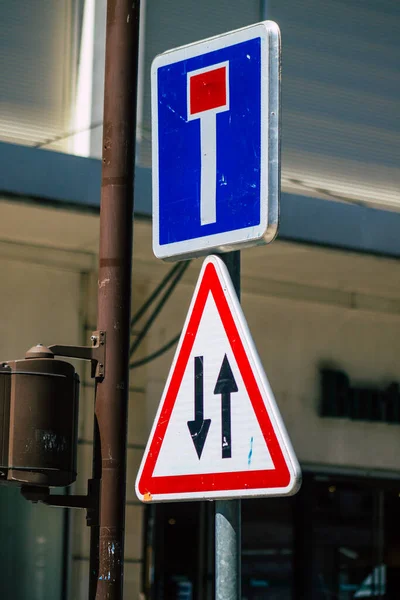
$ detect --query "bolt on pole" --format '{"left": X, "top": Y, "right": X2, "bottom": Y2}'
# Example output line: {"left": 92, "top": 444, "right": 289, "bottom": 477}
{"left": 94, "top": 1, "right": 140, "bottom": 599}
{"left": 215, "top": 251, "right": 241, "bottom": 600}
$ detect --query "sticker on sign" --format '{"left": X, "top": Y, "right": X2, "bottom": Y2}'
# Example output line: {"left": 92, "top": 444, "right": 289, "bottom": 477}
{"left": 152, "top": 21, "right": 281, "bottom": 261}
{"left": 135, "top": 255, "right": 301, "bottom": 502}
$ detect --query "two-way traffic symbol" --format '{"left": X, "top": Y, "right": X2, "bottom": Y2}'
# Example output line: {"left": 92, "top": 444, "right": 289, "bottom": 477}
{"left": 188, "top": 355, "right": 238, "bottom": 460}
{"left": 135, "top": 255, "right": 301, "bottom": 503}
{"left": 187, "top": 356, "right": 211, "bottom": 459}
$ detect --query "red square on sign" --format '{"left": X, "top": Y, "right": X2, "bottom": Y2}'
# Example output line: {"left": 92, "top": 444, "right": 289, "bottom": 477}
{"left": 189, "top": 66, "right": 227, "bottom": 116}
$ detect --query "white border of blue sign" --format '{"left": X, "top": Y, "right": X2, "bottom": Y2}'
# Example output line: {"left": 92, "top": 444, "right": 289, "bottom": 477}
{"left": 152, "top": 21, "right": 281, "bottom": 261}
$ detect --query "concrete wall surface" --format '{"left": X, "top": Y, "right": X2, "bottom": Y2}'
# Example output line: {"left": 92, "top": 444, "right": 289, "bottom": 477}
{"left": 1, "top": 198, "right": 400, "bottom": 598}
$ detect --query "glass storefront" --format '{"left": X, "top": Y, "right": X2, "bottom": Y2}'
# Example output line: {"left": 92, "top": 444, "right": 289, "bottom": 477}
{"left": 145, "top": 473, "right": 400, "bottom": 599}
{"left": 242, "top": 497, "right": 293, "bottom": 600}
{"left": 296, "top": 476, "right": 400, "bottom": 599}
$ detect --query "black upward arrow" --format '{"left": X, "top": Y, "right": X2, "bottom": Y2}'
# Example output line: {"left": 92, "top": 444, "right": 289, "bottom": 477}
{"left": 214, "top": 355, "right": 238, "bottom": 459}
{"left": 187, "top": 356, "right": 211, "bottom": 459}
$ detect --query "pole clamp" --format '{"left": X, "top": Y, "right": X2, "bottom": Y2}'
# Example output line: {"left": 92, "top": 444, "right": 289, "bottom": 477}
{"left": 48, "top": 331, "right": 106, "bottom": 379}
{"left": 21, "top": 478, "right": 100, "bottom": 527}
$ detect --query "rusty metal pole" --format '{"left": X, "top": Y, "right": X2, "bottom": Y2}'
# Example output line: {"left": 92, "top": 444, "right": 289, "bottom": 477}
{"left": 94, "top": 1, "right": 140, "bottom": 599}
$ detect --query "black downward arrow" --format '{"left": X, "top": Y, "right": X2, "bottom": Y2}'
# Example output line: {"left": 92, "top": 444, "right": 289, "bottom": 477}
{"left": 214, "top": 354, "right": 238, "bottom": 459}
{"left": 187, "top": 356, "right": 211, "bottom": 459}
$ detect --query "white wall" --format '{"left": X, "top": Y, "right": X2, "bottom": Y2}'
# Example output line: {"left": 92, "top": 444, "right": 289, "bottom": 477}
{"left": 136, "top": 236, "right": 400, "bottom": 477}
{"left": 1, "top": 199, "right": 400, "bottom": 599}
{"left": 0, "top": 249, "right": 85, "bottom": 600}
{"left": 244, "top": 291, "right": 400, "bottom": 471}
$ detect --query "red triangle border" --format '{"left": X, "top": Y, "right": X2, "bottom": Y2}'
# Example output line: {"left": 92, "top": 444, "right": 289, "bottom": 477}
{"left": 138, "top": 261, "right": 291, "bottom": 497}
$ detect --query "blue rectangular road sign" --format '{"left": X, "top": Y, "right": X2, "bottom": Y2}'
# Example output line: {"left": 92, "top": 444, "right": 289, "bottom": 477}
{"left": 152, "top": 21, "right": 281, "bottom": 261}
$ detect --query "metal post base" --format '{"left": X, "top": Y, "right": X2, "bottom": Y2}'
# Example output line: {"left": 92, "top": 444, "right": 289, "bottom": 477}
{"left": 215, "top": 499, "right": 241, "bottom": 600}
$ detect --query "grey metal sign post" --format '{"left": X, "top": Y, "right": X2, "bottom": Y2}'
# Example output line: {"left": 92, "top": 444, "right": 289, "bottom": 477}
{"left": 138, "top": 19, "right": 300, "bottom": 600}
{"left": 216, "top": 252, "right": 241, "bottom": 600}
{"left": 216, "top": 498, "right": 241, "bottom": 599}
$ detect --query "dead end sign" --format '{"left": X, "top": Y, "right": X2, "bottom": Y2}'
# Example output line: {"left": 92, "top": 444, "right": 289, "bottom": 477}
{"left": 152, "top": 21, "right": 281, "bottom": 261}
{"left": 135, "top": 255, "right": 301, "bottom": 503}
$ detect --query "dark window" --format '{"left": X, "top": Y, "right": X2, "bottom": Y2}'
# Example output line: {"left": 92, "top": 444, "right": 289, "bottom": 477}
{"left": 147, "top": 502, "right": 213, "bottom": 599}
{"left": 295, "top": 475, "right": 400, "bottom": 599}
{"left": 147, "top": 475, "right": 400, "bottom": 600}
{"left": 242, "top": 497, "right": 294, "bottom": 600}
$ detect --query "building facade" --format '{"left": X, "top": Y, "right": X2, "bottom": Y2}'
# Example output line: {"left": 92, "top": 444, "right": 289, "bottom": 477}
{"left": 0, "top": 1, "right": 399, "bottom": 599}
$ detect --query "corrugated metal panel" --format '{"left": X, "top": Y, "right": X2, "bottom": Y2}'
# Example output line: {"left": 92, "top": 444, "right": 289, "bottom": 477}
{"left": 269, "top": 0, "right": 400, "bottom": 210}
{"left": 0, "top": 0, "right": 78, "bottom": 152}
{"left": 138, "top": 0, "right": 261, "bottom": 167}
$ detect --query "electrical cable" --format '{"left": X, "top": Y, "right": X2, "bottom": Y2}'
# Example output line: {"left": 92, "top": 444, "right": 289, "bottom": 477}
{"left": 129, "top": 260, "right": 190, "bottom": 358}
{"left": 129, "top": 332, "right": 180, "bottom": 370}
{"left": 129, "top": 260, "right": 187, "bottom": 356}
{"left": 130, "top": 261, "right": 182, "bottom": 328}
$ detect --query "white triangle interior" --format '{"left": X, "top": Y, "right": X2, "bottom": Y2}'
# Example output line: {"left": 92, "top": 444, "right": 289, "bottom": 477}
{"left": 153, "top": 291, "right": 274, "bottom": 477}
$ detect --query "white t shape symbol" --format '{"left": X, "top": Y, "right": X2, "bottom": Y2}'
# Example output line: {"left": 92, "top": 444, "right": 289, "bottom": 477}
{"left": 187, "top": 62, "right": 230, "bottom": 226}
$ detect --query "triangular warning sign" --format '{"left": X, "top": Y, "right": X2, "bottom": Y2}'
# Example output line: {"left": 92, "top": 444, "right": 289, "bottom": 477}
{"left": 136, "top": 255, "right": 301, "bottom": 502}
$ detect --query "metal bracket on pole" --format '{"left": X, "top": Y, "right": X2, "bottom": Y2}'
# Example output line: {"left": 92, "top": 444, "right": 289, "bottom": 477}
{"left": 21, "top": 478, "right": 100, "bottom": 527}
{"left": 49, "top": 330, "right": 106, "bottom": 379}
